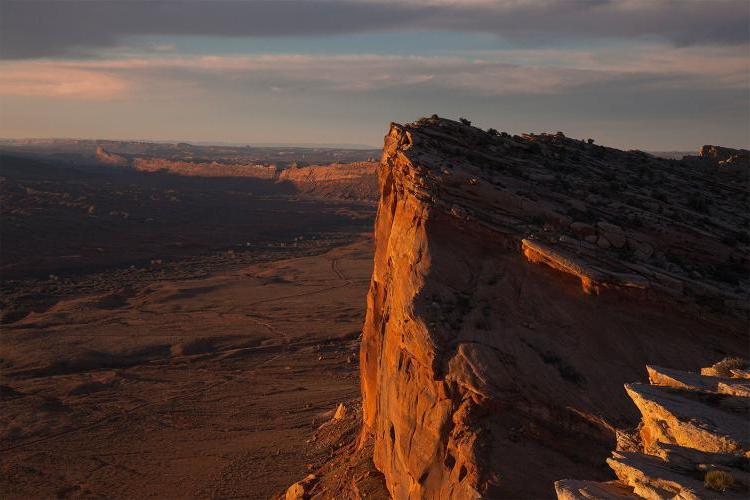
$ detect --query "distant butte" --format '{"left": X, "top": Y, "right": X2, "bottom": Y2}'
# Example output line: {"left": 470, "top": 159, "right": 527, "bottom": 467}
{"left": 292, "top": 117, "right": 748, "bottom": 498}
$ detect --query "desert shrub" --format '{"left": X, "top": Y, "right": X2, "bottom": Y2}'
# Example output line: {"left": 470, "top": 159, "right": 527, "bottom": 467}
{"left": 704, "top": 470, "right": 735, "bottom": 492}
{"left": 710, "top": 357, "right": 748, "bottom": 377}
{"left": 540, "top": 352, "right": 585, "bottom": 386}
{"left": 733, "top": 230, "right": 750, "bottom": 245}
{"left": 529, "top": 215, "right": 545, "bottom": 226}
{"left": 459, "top": 117, "right": 472, "bottom": 126}
{"left": 722, "top": 234, "right": 738, "bottom": 246}
{"left": 709, "top": 258, "right": 748, "bottom": 285}
{"left": 487, "top": 127, "right": 499, "bottom": 136}
{"left": 687, "top": 194, "right": 711, "bottom": 212}
{"left": 652, "top": 190, "right": 668, "bottom": 203}
{"left": 455, "top": 293, "right": 472, "bottom": 315}
{"left": 528, "top": 141, "right": 543, "bottom": 154}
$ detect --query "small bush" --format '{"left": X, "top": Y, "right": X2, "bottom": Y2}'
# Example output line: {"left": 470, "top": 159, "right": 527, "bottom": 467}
{"left": 652, "top": 190, "right": 668, "bottom": 203}
{"left": 459, "top": 117, "right": 472, "bottom": 126}
{"left": 528, "top": 142, "right": 543, "bottom": 154}
{"left": 487, "top": 127, "right": 499, "bottom": 136}
{"left": 705, "top": 470, "right": 735, "bottom": 492}
{"left": 687, "top": 194, "right": 711, "bottom": 212}
{"left": 709, "top": 259, "right": 748, "bottom": 285}
{"left": 735, "top": 230, "right": 750, "bottom": 245}
{"left": 710, "top": 357, "right": 748, "bottom": 377}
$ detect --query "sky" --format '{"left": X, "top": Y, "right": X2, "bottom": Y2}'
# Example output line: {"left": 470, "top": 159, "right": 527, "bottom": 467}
{"left": 0, "top": 0, "right": 748, "bottom": 150}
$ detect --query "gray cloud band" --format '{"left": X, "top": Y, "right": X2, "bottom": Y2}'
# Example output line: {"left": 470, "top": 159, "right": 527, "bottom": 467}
{"left": 1, "top": 0, "right": 748, "bottom": 59}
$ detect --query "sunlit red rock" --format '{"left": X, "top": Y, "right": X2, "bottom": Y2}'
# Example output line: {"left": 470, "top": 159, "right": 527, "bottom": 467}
{"left": 357, "top": 117, "right": 748, "bottom": 498}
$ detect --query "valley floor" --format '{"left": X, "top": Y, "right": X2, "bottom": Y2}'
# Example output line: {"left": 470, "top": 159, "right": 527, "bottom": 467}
{"left": 1, "top": 237, "right": 373, "bottom": 499}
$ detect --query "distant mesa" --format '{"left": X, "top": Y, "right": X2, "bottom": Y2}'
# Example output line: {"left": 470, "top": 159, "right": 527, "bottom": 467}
{"left": 95, "top": 145, "right": 129, "bottom": 167}
{"left": 92, "top": 144, "right": 380, "bottom": 201}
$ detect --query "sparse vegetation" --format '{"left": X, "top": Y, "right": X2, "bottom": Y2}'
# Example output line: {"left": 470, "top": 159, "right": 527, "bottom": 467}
{"left": 652, "top": 190, "right": 668, "bottom": 203}
{"left": 530, "top": 215, "right": 545, "bottom": 226}
{"left": 459, "top": 117, "right": 472, "bottom": 126}
{"left": 724, "top": 230, "right": 750, "bottom": 246}
{"left": 528, "top": 141, "right": 543, "bottom": 154}
{"left": 687, "top": 194, "right": 711, "bottom": 212}
{"left": 704, "top": 470, "right": 735, "bottom": 492}
{"left": 541, "top": 351, "right": 585, "bottom": 386}
{"left": 709, "top": 258, "right": 748, "bottom": 285}
{"left": 709, "top": 357, "right": 748, "bottom": 377}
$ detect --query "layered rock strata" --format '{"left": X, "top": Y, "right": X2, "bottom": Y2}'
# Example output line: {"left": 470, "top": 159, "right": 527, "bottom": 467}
{"left": 556, "top": 362, "right": 749, "bottom": 499}
{"left": 132, "top": 157, "right": 379, "bottom": 199}
{"left": 358, "top": 117, "right": 748, "bottom": 498}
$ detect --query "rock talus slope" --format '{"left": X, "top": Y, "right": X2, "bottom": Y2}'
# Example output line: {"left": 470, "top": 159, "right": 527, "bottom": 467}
{"left": 358, "top": 117, "right": 748, "bottom": 498}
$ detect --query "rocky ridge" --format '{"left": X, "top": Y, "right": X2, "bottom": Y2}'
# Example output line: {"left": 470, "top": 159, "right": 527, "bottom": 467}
{"left": 556, "top": 361, "right": 749, "bottom": 499}
{"left": 690, "top": 146, "right": 750, "bottom": 172}
{"left": 355, "top": 117, "right": 748, "bottom": 498}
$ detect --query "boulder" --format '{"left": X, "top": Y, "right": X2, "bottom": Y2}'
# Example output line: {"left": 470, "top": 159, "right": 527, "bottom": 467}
{"left": 333, "top": 403, "right": 347, "bottom": 420}
{"left": 597, "top": 222, "right": 626, "bottom": 248}
{"left": 570, "top": 222, "right": 596, "bottom": 238}
{"left": 285, "top": 474, "right": 317, "bottom": 500}
{"left": 555, "top": 479, "right": 638, "bottom": 500}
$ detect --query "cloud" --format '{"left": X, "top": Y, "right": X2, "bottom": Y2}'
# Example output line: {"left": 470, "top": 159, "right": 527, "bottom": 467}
{"left": 1, "top": 0, "right": 747, "bottom": 59}
{"left": 1, "top": 46, "right": 745, "bottom": 100}
{"left": 0, "top": 64, "right": 128, "bottom": 99}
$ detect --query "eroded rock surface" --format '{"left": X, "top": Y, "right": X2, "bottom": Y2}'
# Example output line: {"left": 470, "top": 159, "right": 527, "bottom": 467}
{"left": 557, "top": 362, "right": 750, "bottom": 500}
{"left": 357, "top": 117, "right": 748, "bottom": 498}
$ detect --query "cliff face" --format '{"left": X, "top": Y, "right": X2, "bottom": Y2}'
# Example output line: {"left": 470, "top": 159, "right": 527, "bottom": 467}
{"left": 359, "top": 118, "right": 748, "bottom": 498}
{"left": 277, "top": 163, "right": 379, "bottom": 200}
{"left": 132, "top": 157, "right": 278, "bottom": 179}
{"left": 96, "top": 148, "right": 379, "bottom": 200}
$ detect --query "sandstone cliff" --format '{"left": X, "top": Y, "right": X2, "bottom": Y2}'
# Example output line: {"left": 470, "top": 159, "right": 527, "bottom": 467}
{"left": 95, "top": 145, "right": 128, "bottom": 167}
{"left": 278, "top": 163, "right": 379, "bottom": 200}
{"left": 556, "top": 360, "right": 749, "bottom": 499}
{"left": 96, "top": 148, "right": 379, "bottom": 200}
{"left": 358, "top": 117, "right": 748, "bottom": 498}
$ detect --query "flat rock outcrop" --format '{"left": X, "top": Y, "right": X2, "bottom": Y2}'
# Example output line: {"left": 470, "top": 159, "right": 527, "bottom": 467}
{"left": 357, "top": 117, "right": 748, "bottom": 498}
{"left": 556, "top": 361, "right": 750, "bottom": 500}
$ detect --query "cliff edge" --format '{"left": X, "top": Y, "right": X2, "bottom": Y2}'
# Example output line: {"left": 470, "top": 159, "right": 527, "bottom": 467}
{"left": 358, "top": 117, "right": 748, "bottom": 498}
